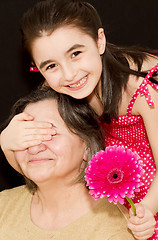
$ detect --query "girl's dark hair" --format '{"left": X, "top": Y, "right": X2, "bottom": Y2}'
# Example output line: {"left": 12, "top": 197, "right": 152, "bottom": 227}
{"left": 1, "top": 86, "right": 104, "bottom": 191}
{"left": 21, "top": 0, "right": 158, "bottom": 123}
{"left": 21, "top": 0, "right": 102, "bottom": 55}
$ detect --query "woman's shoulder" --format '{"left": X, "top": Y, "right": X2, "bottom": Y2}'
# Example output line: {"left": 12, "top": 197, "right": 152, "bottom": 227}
{"left": 0, "top": 185, "right": 28, "bottom": 195}
{"left": 89, "top": 198, "right": 128, "bottom": 226}
{"left": 86, "top": 198, "right": 135, "bottom": 239}
{"left": 0, "top": 185, "right": 31, "bottom": 207}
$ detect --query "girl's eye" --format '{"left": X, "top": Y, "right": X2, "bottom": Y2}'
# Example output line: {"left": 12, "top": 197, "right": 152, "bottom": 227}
{"left": 46, "top": 63, "right": 57, "bottom": 70}
{"left": 72, "top": 51, "right": 81, "bottom": 58}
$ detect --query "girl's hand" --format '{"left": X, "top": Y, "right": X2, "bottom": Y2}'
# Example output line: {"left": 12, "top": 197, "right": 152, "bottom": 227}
{"left": 1, "top": 112, "right": 56, "bottom": 152}
{"left": 128, "top": 203, "right": 156, "bottom": 240}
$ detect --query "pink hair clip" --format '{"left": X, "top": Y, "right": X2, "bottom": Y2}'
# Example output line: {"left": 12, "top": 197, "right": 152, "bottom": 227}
{"left": 30, "top": 66, "right": 39, "bottom": 72}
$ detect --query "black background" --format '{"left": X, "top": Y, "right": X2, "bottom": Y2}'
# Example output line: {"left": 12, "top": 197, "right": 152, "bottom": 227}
{"left": 0, "top": 0, "right": 158, "bottom": 191}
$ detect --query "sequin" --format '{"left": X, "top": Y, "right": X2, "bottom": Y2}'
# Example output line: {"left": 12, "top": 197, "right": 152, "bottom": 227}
{"left": 103, "top": 63, "right": 158, "bottom": 240}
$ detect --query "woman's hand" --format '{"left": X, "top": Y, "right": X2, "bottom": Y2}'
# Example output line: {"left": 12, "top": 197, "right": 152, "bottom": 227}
{"left": 128, "top": 203, "right": 156, "bottom": 240}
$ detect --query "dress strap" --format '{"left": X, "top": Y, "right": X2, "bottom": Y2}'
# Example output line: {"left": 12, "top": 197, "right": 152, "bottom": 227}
{"left": 127, "top": 63, "right": 158, "bottom": 116}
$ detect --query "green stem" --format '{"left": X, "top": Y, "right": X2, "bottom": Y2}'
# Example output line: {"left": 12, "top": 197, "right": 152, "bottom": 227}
{"left": 125, "top": 197, "right": 136, "bottom": 216}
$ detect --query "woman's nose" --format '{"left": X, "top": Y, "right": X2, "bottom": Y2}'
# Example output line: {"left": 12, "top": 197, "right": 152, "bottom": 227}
{"left": 27, "top": 143, "right": 47, "bottom": 155}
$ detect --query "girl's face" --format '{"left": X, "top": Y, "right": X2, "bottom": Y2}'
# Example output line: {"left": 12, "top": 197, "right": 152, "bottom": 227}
{"left": 31, "top": 26, "right": 106, "bottom": 99}
{"left": 14, "top": 99, "right": 87, "bottom": 185}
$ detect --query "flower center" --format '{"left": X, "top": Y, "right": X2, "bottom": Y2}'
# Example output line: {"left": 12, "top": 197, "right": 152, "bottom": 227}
{"left": 107, "top": 168, "right": 124, "bottom": 184}
{"left": 113, "top": 173, "right": 118, "bottom": 179}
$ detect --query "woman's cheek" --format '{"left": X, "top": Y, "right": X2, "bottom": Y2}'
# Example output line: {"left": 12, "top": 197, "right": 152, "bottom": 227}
{"left": 14, "top": 150, "right": 26, "bottom": 164}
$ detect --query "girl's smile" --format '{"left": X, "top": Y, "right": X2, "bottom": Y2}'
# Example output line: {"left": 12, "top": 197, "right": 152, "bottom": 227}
{"left": 31, "top": 25, "right": 105, "bottom": 100}
{"left": 66, "top": 75, "right": 88, "bottom": 90}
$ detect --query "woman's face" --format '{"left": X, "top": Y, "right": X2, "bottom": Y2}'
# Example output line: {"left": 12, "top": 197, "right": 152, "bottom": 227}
{"left": 31, "top": 26, "right": 106, "bottom": 100}
{"left": 14, "top": 99, "right": 87, "bottom": 185}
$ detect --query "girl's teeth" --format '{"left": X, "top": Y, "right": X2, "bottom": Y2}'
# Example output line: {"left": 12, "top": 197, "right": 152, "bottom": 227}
{"left": 70, "top": 76, "right": 87, "bottom": 88}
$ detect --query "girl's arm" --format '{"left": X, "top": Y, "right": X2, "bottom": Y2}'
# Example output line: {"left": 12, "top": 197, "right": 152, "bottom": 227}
{"left": 128, "top": 83, "right": 158, "bottom": 239}
{"left": 137, "top": 84, "right": 158, "bottom": 215}
{"left": 0, "top": 112, "right": 56, "bottom": 172}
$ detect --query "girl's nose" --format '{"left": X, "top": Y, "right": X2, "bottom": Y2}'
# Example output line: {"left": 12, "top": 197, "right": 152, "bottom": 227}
{"left": 62, "top": 64, "right": 76, "bottom": 82}
{"left": 27, "top": 143, "right": 47, "bottom": 155}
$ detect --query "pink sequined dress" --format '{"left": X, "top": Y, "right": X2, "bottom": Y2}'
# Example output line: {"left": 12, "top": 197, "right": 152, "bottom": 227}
{"left": 103, "top": 63, "right": 158, "bottom": 240}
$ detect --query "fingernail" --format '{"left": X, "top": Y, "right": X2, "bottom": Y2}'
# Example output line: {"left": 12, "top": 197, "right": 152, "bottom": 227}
{"left": 45, "top": 135, "right": 51, "bottom": 140}
{"left": 52, "top": 129, "right": 56, "bottom": 134}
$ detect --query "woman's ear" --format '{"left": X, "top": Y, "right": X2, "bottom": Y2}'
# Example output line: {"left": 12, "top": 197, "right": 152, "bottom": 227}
{"left": 79, "top": 146, "right": 89, "bottom": 172}
{"left": 83, "top": 146, "right": 89, "bottom": 162}
{"left": 97, "top": 28, "right": 106, "bottom": 55}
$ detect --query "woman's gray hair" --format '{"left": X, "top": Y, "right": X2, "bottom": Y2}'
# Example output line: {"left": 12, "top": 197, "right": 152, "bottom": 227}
{"left": 1, "top": 86, "right": 104, "bottom": 192}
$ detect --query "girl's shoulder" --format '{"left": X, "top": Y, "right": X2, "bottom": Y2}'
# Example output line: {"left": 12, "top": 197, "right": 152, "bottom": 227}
{"left": 119, "top": 56, "right": 158, "bottom": 115}
{"left": 128, "top": 53, "right": 158, "bottom": 72}
{"left": 141, "top": 54, "right": 158, "bottom": 75}
{"left": 129, "top": 59, "right": 158, "bottom": 116}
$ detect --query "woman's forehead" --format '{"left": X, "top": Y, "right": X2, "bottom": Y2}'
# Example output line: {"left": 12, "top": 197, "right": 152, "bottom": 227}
{"left": 24, "top": 99, "right": 58, "bottom": 122}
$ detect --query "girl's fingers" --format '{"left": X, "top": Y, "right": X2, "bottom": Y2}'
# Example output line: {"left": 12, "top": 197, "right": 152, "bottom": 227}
{"left": 132, "top": 228, "right": 155, "bottom": 240}
{"left": 12, "top": 113, "right": 54, "bottom": 130}
{"left": 24, "top": 128, "right": 55, "bottom": 136}
{"left": 1, "top": 113, "right": 56, "bottom": 152}
{"left": 12, "top": 135, "right": 52, "bottom": 150}
{"left": 24, "top": 134, "right": 52, "bottom": 141}
{"left": 128, "top": 219, "right": 155, "bottom": 232}
{"left": 129, "top": 204, "right": 144, "bottom": 218}
{"left": 128, "top": 216, "right": 146, "bottom": 225}
{"left": 135, "top": 204, "right": 145, "bottom": 218}
{"left": 22, "top": 121, "right": 53, "bottom": 129}
{"left": 20, "top": 140, "right": 42, "bottom": 149}
{"left": 132, "top": 234, "right": 153, "bottom": 240}
{"left": 13, "top": 112, "right": 34, "bottom": 121}
{"left": 17, "top": 134, "right": 54, "bottom": 149}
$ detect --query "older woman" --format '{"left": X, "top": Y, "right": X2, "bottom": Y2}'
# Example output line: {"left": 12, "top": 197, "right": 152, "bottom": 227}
{"left": 0, "top": 87, "right": 135, "bottom": 240}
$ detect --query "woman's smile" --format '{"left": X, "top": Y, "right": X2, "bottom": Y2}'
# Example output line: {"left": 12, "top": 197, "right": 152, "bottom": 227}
{"left": 14, "top": 99, "right": 87, "bottom": 184}
{"left": 28, "top": 158, "right": 54, "bottom": 164}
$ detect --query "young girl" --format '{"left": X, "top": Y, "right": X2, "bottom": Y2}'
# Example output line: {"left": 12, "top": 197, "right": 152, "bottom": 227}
{"left": 1, "top": 0, "right": 158, "bottom": 239}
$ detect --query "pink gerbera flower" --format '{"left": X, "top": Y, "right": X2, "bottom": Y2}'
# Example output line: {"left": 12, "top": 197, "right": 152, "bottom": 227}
{"left": 85, "top": 145, "right": 144, "bottom": 206}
